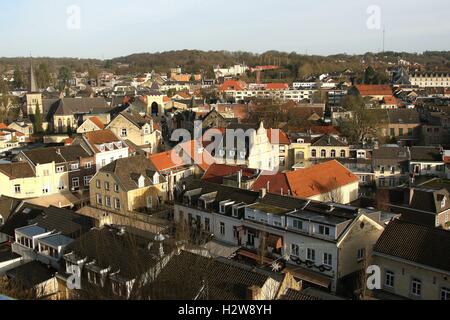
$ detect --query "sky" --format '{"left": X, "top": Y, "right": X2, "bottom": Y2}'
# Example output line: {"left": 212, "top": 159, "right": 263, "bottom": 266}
{"left": 0, "top": 0, "right": 449, "bottom": 59}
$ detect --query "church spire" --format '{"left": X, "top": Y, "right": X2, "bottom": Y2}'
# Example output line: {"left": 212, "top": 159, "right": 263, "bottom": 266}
{"left": 29, "top": 57, "right": 38, "bottom": 93}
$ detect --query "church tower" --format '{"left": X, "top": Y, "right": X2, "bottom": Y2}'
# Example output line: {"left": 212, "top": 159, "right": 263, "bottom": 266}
{"left": 29, "top": 58, "right": 38, "bottom": 93}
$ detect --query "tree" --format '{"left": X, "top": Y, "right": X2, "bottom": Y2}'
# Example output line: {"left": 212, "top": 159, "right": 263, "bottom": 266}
{"left": 58, "top": 66, "right": 71, "bottom": 90}
{"left": 338, "top": 95, "right": 386, "bottom": 145}
{"left": 13, "top": 66, "right": 25, "bottom": 89}
{"left": 36, "top": 63, "right": 51, "bottom": 89}
{"left": 33, "top": 102, "right": 43, "bottom": 133}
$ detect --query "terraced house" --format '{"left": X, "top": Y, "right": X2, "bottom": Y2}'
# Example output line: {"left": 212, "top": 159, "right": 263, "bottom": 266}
{"left": 106, "top": 111, "right": 161, "bottom": 153}
{"left": 0, "top": 145, "right": 94, "bottom": 199}
{"left": 174, "top": 178, "right": 388, "bottom": 294}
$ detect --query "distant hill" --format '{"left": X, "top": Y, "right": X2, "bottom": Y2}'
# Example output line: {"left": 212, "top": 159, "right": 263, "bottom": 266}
{"left": 1, "top": 50, "right": 449, "bottom": 81}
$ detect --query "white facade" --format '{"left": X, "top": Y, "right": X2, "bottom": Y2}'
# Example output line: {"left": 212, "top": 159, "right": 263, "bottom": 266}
{"left": 94, "top": 143, "right": 129, "bottom": 171}
{"left": 232, "top": 89, "right": 317, "bottom": 102}
{"left": 410, "top": 73, "right": 450, "bottom": 88}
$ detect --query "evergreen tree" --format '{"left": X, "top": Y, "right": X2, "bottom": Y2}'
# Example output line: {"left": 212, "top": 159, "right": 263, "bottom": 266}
{"left": 33, "top": 103, "right": 43, "bottom": 133}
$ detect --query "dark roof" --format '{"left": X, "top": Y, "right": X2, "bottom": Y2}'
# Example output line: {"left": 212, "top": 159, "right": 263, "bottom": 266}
{"left": 311, "top": 135, "right": 347, "bottom": 147}
{"left": 0, "top": 244, "right": 20, "bottom": 263}
{"left": 410, "top": 188, "right": 450, "bottom": 214}
{"left": 372, "top": 146, "right": 410, "bottom": 160}
{"left": 410, "top": 147, "right": 443, "bottom": 162}
{"left": 0, "top": 162, "right": 35, "bottom": 179}
{"left": 100, "top": 155, "right": 161, "bottom": 191}
{"left": 280, "top": 289, "right": 321, "bottom": 300}
{"left": 0, "top": 196, "right": 22, "bottom": 222}
{"left": 387, "top": 109, "right": 420, "bottom": 124}
{"left": 44, "top": 97, "right": 110, "bottom": 120}
{"left": 117, "top": 111, "right": 152, "bottom": 129}
{"left": 66, "top": 227, "right": 175, "bottom": 279}
{"left": 21, "top": 145, "right": 91, "bottom": 165}
{"left": 28, "top": 205, "right": 94, "bottom": 237}
{"left": 0, "top": 204, "right": 43, "bottom": 237}
{"left": 374, "top": 219, "right": 450, "bottom": 272}
{"left": 6, "top": 261, "right": 56, "bottom": 288}
{"left": 146, "top": 251, "right": 279, "bottom": 300}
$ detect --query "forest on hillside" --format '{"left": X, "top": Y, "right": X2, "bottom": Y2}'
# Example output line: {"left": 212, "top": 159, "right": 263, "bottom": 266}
{"left": 1, "top": 50, "right": 449, "bottom": 84}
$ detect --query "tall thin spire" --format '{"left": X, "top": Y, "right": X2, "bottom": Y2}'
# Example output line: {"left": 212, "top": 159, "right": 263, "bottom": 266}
{"left": 29, "top": 57, "right": 38, "bottom": 93}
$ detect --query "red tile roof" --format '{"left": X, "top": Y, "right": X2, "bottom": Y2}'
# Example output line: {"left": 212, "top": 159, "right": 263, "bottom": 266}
{"left": 355, "top": 85, "right": 393, "bottom": 97}
{"left": 89, "top": 116, "right": 105, "bottom": 129}
{"left": 267, "top": 129, "right": 290, "bottom": 145}
{"left": 285, "top": 160, "right": 359, "bottom": 198}
{"left": 251, "top": 172, "right": 290, "bottom": 196}
{"left": 265, "top": 83, "right": 289, "bottom": 90}
{"left": 149, "top": 140, "right": 215, "bottom": 172}
{"left": 219, "top": 80, "right": 247, "bottom": 91}
{"left": 0, "top": 123, "right": 7, "bottom": 129}
{"left": 85, "top": 130, "right": 121, "bottom": 151}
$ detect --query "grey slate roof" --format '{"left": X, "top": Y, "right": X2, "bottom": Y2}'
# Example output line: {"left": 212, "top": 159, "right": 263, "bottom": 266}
{"left": 374, "top": 219, "right": 450, "bottom": 272}
{"left": 100, "top": 155, "right": 163, "bottom": 191}
{"left": 410, "top": 146, "right": 443, "bottom": 162}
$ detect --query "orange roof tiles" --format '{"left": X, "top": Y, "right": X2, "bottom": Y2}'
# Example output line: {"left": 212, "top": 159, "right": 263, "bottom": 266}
{"left": 355, "top": 84, "right": 393, "bottom": 97}
{"left": 149, "top": 140, "right": 215, "bottom": 172}
{"left": 0, "top": 123, "right": 8, "bottom": 129}
{"left": 251, "top": 172, "right": 290, "bottom": 195}
{"left": 219, "top": 80, "right": 247, "bottom": 91}
{"left": 265, "top": 83, "right": 289, "bottom": 90}
{"left": 89, "top": 116, "right": 105, "bottom": 129}
{"left": 85, "top": 130, "right": 120, "bottom": 146}
{"left": 267, "top": 129, "right": 290, "bottom": 145}
{"left": 285, "top": 160, "right": 359, "bottom": 198}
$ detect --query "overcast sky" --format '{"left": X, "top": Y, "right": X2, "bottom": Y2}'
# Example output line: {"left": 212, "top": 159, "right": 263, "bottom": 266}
{"left": 0, "top": 0, "right": 449, "bottom": 59}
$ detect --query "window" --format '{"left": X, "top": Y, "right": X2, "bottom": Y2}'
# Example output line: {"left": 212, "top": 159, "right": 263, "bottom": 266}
{"left": 307, "top": 248, "right": 315, "bottom": 262}
{"left": 293, "top": 220, "right": 303, "bottom": 230}
{"left": 318, "top": 225, "right": 330, "bottom": 236}
{"left": 85, "top": 162, "right": 92, "bottom": 169}
{"left": 380, "top": 166, "right": 385, "bottom": 174}
{"left": 104, "top": 182, "right": 110, "bottom": 191}
{"left": 114, "top": 198, "right": 121, "bottom": 210}
{"left": 205, "top": 218, "right": 210, "bottom": 232}
{"left": 311, "top": 150, "right": 317, "bottom": 158}
{"left": 321, "top": 150, "right": 326, "bottom": 158}
{"left": 390, "top": 166, "right": 396, "bottom": 174}
{"left": 390, "top": 128, "right": 395, "bottom": 136}
{"left": 71, "top": 163, "right": 79, "bottom": 171}
{"left": 331, "top": 150, "right": 336, "bottom": 158}
{"left": 441, "top": 287, "right": 450, "bottom": 300}
{"left": 291, "top": 244, "right": 300, "bottom": 257}
{"left": 411, "top": 279, "right": 422, "bottom": 297}
{"left": 121, "top": 128, "right": 127, "bottom": 137}
{"left": 114, "top": 184, "right": 119, "bottom": 192}
{"left": 101, "top": 159, "right": 106, "bottom": 167}
{"left": 88, "top": 270, "right": 101, "bottom": 286}
{"left": 105, "top": 196, "right": 111, "bottom": 207}
{"left": 96, "top": 194, "right": 102, "bottom": 205}
{"left": 408, "top": 128, "right": 413, "bottom": 136}
{"left": 385, "top": 271, "right": 395, "bottom": 288}
{"left": 399, "top": 128, "right": 404, "bottom": 136}
{"left": 323, "top": 253, "right": 332, "bottom": 267}
{"left": 84, "top": 176, "right": 92, "bottom": 186}
{"left": 72, "top": 177, "right": 80, "bottom": 188}
{"left": 340, "top": 150, "right": 346, "bottom": 158}
{"left": 220, "top": 222, "right": 225, "bottom": 236}
{"left": 96, "top": 180, "right": 101, "bottom": 189}
{"left": 56, "top": 166, "right": 64, "bottom": 173}
{"left": 357, "top": 248, "right": 366, "bottom": 261}
{"left": 14, "top": 184, "right": 21, "bottom": 194}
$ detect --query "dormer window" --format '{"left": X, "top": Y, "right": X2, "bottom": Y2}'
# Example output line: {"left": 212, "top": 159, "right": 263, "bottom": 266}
{"left": 108, "top": 143, "right": 114, "bottom": 150}
{"left": 138, "top": 176, "right": 145, "bottom": 188}
{"left": 441, "top": 196, "right": 447, "bottom": 209}
{"left": 318, "top": 225, "right": 331, "bottom": 236}
{"left": 100, "top": 145, "right": 105, "bottom": 152}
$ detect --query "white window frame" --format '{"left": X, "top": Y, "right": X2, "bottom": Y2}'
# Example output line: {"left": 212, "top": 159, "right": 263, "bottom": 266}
{"left": 411, "top": 278, "right": 422, "bottom": 297}
{"left": 323, "top": 253, "right": 332, "bottom": 267}
{"left": 307, "top": 248, "right": 315, "bottom": 262}
{"left": 385, "top": 271, "right": 395, "bottom": 288}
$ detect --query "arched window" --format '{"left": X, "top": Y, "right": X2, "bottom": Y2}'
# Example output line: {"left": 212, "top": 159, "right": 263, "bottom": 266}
{"left": 321, "top": 150, "right": 326, "bottom": 158}
{"left": 331, "top": 150, "right": 336, "bottom": 158}
{"left": 340, "top": 150, "right": 346, "bottom": 158}
{"left": 311, "top": 150, "right": 317, "bottom": 158}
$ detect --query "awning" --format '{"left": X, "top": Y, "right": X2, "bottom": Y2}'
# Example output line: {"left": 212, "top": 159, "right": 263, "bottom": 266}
{"left": 237, "top": 250, "right": 274, "bottom": 265}
{"left": 285, "top": 266, "right": 332, "bottom": 289}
